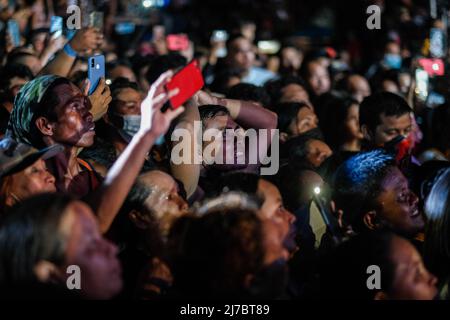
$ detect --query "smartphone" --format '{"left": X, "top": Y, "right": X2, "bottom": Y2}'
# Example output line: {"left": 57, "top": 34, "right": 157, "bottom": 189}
{"left": 211, "top": 30, "right": 228, "bottom": 42}
{"left": 429, "top": 28, "right": 445, "bottom": 58}
{"left": 115, "top": 22, "right": 135, "bottom": 35}
{"left": 415, "top": 69, "right": 429, "bottom": 102}
{"left": 312, "top": 187, "right": 344, "bottom": 246}
{"left": 418, "top": 58, "right": 444, "bottom": 77}
{"left": 88, "top": 55, "right": 105, "bottom": 95}
{"left": 7, "top": 19, "right": 20, "bottom": 48}
{"left": 89, "top": 11, "right": 104, "bottom": 31}
{"left": 166, "top": 34, "right": 189, "bottom": 51}
{"left": 165, "top": 60, "right": 204, "bottom": 109}
{"left": 50, "top": 16, "right": 63, "bottom": 39}
{"left": 257, "top": 40, "right": 281, "bottom": 55}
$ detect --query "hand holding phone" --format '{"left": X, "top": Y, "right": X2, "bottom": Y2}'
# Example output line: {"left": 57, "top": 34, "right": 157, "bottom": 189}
{"left": 88, "top": 55, "right": 105, "bottom": 95}
{"left": 165, "top": 60, "right": 204, "bottom": 109}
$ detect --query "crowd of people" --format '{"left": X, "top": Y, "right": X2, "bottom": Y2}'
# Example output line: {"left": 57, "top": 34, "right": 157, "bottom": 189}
{"left": 0, "top": 0, "right": 449, "bottom": 300}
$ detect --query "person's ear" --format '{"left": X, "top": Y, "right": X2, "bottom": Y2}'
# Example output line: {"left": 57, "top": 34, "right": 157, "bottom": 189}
{"left": 35, "top": 117, "right": 55, "bottom": 137}
{"left": 361, "top": 124, "right": 372, "bottom": 141}
{"left": 363, "top": 211, "right": 381, "bottom": 230}
{"left": 34, "top": 260, "right": 63, "bottom": 284}
{"left": 128, "top": 209, "right": 149, "bottom": 229}
{"left": 279, "top": 132, "right": 289, "bottom": 143}
{"left": 374, "top": 291, "right": 388, "bottom": 300}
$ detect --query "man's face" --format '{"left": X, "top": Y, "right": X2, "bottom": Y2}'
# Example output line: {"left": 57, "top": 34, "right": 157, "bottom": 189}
{"left": 372, "top": 112, "right": 412, "bottom": 147}
{"left": 374, "top": 167, "right": 424, "bottom": 236}
{"left": 387, "top": 236, "right": 438, "bottom": 300}
{"left": 306, "top": 62, "right": 330, "bottom": 96}
{"left": 227, "top": 37, "right": 255, "bottom": 72}
{"left": 258, "top": 179, "right": 297, "bottom": 254}
{"left": 202, "top": 114, "right": 247, "bottom": 170}
{"left": 50, "top": 83, "right": 95, "bottom": 148}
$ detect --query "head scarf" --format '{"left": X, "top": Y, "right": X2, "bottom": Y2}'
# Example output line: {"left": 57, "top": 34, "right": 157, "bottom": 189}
{"left": 7, "top": 75, "right": 61, "bottom": 146}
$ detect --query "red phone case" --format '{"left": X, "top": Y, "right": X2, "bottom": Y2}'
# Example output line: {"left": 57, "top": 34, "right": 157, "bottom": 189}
{"left": 418, "top": 58, "right": 444, "bottom": 76}
{"left": 166, "top": 34, "right": 189, "bottom": 51}
{"left": 165, "top": 60, "right": 204, "bottom": 109}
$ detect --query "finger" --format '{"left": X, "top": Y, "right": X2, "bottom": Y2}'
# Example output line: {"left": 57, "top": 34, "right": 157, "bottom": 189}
{"left": 95, "top": 78, "right": 106, "bottom": 94}
{"left": 152, "top": 92, "right": 170, "bottom": 108}
{"left": 150, "top": 70, "right": 174, "bottom": 94}
{"left": 166, "top": 106, "right": 185, "bottom": 122}
{"left": 82, "top": 79, "right": 91, "bottom": 96}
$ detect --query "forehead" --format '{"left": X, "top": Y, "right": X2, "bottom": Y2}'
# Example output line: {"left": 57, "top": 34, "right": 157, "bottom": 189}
{"left": 141, "top": 170, "right": 177, "bottom": 191}
{"left": 204, "top": 114, "right": 230, "bottom": 129}
{"left": 378, "top": 112, "right": 411, "bottom": 128}
{"left": 258, "top": 179, "right": 281, "bottom": 199}
{"left": 230, "top": 38, "right": 251, "bottom": 51}
{"left": 297, "top": 106, "right": 314, "bottom": 118}
{"left": 116, "top": 87, "right": 140, "bottom": 99}
{"left": 380, "top": 166, "right": 407, "bottom": 190}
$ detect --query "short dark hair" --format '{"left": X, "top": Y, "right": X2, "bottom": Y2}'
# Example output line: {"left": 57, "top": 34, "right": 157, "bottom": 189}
{"left": 276, "top": 102, "right": 310, "bottom": 133}
{"left": 168, "top": 208, "right": 265, "bottom": 299}
{"left": 332, "top": 149, "right": 395, "bottom": 232}
{"left": 318, "top": 231, "right": 396, "bottom": 299}
{"left": 145, "top": 53, "right": 187, "bottom": 85}
{"left": 199, "top": 104, "right": 230, "bottom": 122}
{"left": 0, "top": 63, "right": 33, "bottom": 87}
{"left": 227, "top": 83, "right": 270, "bottom": 107}
{"left": 359, "top": 92, "right": 411, "bottom": 135}
{"left": 0, "top": 193, "right": 73, "bottom": 287}
{"left": 264, "top": 75, "right": 307, "bottom": 106}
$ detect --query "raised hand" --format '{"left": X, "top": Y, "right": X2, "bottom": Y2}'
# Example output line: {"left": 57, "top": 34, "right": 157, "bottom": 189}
{"left": 139, "top": 70, "right": 184, "bottom": 137}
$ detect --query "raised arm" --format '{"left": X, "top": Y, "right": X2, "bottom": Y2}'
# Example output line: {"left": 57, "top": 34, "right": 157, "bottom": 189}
{"left": 39, "top": 28, "right": 102, "bottom": 77}
{"left": 170, "top": 94, "right": 202, "bottom": 198}
{"left": 94, "top": 71, "right": 184, "bottom": 234}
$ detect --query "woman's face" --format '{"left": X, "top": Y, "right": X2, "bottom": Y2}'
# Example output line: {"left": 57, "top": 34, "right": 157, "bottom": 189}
{"left": 113, "top": 88, "right": 142, "bottom": 116}
{"left": 61, "top": 201, "right": 122, "bottom": 299}
{"left": 50, "top": 83, "right": 95, "bottom": 148}
{"left": 344, "top": 104, "right": 364, "bottom": 141}
{"left": 387, "top": 236, "right": 437, "bottom": 300}
{"left": 8, "top": 159, "right": 56, "bottom": 202}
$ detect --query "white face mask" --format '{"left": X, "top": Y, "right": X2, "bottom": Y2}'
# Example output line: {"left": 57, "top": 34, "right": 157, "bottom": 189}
{"left": 121, "top": 114, "right": 141, "bottom": 138}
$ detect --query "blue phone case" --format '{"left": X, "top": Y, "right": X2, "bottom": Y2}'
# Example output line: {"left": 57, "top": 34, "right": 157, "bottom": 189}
{"left": 88, "top": 55, "right": 105, "bottom": 95}
{"left": 7, "top": 20, "right": 20, "bottom": 48}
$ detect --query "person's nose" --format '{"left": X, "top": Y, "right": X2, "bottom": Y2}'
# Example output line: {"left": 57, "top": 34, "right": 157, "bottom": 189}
{"left": 408, "top": 190, "right": 419, "bottom": 207}
{"left": 45, "top": 171, "right": 56, "bottom": 185}
{"left": 170, "top": 193, "right": 188, "bottom": 213}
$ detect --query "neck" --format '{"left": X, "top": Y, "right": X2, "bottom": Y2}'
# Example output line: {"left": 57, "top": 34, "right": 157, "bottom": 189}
{"left": 45, "top": 141, "right": 81, "bottom": 190}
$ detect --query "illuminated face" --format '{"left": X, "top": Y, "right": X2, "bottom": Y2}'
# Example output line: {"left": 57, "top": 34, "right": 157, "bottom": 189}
{"left": 49, "top": 83, "right": 95, "bottom": 148}
{"left": 306, "top": 62, "right": 330, "bottom": 96}
{"left": 7, "top": 159, "right": 56, "bottom": 203}
{"left": 374, "top": 167, "right": 424, "bottom": 236}
{"left": 62, "top": 201, "right": 122, "bottom": 299}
